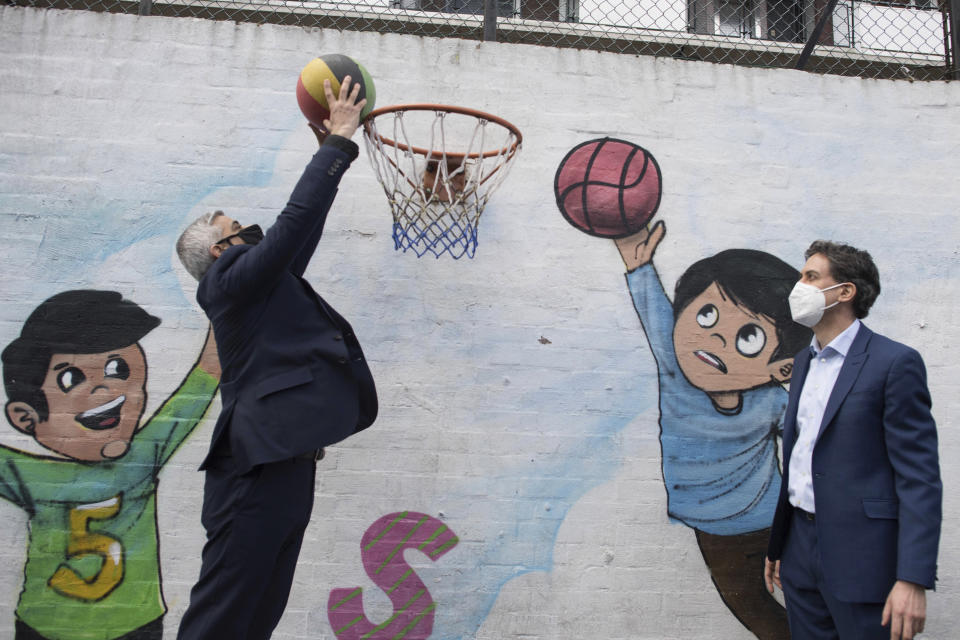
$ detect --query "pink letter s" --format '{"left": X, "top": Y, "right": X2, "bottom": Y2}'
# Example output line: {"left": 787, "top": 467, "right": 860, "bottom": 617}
{"left": 328, "top": 511, "right": 459, "bottom": 639}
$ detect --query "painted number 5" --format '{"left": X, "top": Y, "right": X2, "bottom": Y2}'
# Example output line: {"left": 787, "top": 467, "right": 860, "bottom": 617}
{"left": 48, "top": 496, "right": 124, "bottom": 601}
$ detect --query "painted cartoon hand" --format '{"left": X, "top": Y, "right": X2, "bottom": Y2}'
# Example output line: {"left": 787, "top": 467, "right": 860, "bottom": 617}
{"left": 614, "top": 220, "right": 665, "bottom": 271}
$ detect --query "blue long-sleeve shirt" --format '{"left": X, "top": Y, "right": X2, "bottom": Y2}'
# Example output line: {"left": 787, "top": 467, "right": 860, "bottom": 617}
{"left": 626, "top": 264, "right": 785, "bottom": 535}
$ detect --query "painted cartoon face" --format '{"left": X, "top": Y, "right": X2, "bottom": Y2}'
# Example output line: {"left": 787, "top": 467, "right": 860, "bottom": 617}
{"left": 35, "top": 343, "right": 147, "bottom": 461}
{"left": 672, "top": 282, "right": 782, "bottom": 394}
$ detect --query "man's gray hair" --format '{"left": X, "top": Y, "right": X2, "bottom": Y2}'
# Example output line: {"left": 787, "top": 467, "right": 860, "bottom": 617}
{"left": 177, "top": 211, "right": 223, "bottom": 281}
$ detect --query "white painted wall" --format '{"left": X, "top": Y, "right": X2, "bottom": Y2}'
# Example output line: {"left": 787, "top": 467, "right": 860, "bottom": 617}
{"left": 1, "top": 7, "right": 958, "bottom": 639}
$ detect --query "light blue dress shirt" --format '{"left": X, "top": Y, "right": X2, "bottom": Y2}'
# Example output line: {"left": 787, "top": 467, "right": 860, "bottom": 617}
{"left": 787, "top": 319, "right": 861, "bottom": 512}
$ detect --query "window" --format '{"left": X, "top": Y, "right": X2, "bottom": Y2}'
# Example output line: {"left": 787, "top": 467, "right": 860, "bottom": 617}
{"left": 413, "top": 0, "right": 572, "bottom": 20}
{"left": 716, "top": 0, "right": 757, "bottom": 37}
{"left": 688, "top": 0, "right": 820, "bottom": 44}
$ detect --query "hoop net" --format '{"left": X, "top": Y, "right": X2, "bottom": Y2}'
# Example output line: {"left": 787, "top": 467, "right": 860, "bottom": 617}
{"left": 362, "top": 104, "right": 522, "bottom": 259}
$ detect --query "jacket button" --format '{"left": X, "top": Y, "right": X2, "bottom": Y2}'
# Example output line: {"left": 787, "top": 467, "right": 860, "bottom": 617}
{"left": 338, "top": 357, "right": 348, "bottom": 364}
{"left": 334, "top": 334, "right": 343, "bottom": 341}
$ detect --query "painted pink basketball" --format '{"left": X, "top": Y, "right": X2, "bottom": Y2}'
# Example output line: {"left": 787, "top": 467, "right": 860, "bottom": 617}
{"left": 554, "top": 138, "right": 662, "bottom": 239}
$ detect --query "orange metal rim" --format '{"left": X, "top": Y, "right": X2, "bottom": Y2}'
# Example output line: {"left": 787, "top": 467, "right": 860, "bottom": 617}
{"left": 362, "top": 103, "right": 523, "bottom": 160}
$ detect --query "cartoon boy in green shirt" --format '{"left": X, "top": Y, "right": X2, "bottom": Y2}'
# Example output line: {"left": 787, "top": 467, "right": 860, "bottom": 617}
{"left": 1, "top": 290, "right": 220, "bottom": 640}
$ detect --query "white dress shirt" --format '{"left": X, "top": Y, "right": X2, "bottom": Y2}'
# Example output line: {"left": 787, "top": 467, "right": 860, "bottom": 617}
{"left": 787, "top": 319, "right": 861, "bottom": 512}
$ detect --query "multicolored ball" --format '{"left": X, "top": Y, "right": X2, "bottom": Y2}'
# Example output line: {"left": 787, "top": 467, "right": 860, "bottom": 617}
{"left": 296, "top": 54, "right": 376, "bottom": 127}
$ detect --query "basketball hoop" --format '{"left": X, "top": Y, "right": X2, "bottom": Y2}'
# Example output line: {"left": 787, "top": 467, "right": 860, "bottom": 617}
{"left": 362, "top": 104, "right": 522, "bottom": 259}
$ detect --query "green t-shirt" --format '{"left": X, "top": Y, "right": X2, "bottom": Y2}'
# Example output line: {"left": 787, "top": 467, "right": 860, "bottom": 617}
{"left": 0, "top": 366, "right": 218, "bottom": 640}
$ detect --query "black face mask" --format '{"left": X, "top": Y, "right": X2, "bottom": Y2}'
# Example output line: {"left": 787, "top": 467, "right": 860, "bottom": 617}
{"left": 219, "top": 224, "right": 264, "bottom": 247}
{"left": 236, "top": 225, "right": 264, "bottom": 245}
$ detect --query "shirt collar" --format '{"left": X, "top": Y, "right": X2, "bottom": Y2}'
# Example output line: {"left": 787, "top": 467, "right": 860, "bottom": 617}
{"left": 810, "top": 319, "right": 861, "bottom": 357}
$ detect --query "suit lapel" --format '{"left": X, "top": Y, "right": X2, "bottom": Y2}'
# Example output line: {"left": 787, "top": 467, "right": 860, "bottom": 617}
{"left": 815, "top": 324, "right": 872, "bottom": 442}
{"left": 783, "top": 347, "right": 812, "bottom": 460}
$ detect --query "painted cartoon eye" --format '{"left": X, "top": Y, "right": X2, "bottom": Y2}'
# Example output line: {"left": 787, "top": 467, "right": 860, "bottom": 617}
{"left": 57, "top": 367, "right": 86, "bottom": 393}
{"left": 696, "top": 304, "right": 719, "bottom": 328}
{"left": 736, "top": 324, "right": 767, "bottom": 357}
{"left": 104, "top": 357, "right": 130, "bottom": 380}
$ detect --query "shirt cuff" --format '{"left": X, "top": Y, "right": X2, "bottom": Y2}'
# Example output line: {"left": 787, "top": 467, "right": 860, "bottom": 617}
{"left": 322, "top": 134, "right": 360, "bottom": 162}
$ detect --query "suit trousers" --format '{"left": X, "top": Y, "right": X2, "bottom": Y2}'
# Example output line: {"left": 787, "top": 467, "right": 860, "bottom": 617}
{"left": 781, "top": 511, "right": 886, "bottom": 640}
{"left": 177, "top": 454, "right": 317, "bottom": 640}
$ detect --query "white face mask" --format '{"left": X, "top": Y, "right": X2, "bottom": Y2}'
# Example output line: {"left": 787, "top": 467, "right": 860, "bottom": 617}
{"left": 788, "top": 281, "right": 847, "bottom": 328}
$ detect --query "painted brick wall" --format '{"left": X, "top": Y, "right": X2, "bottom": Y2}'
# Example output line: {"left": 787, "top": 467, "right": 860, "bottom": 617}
{"left": 1, "top": 6, "right": 958, "bottom": 639}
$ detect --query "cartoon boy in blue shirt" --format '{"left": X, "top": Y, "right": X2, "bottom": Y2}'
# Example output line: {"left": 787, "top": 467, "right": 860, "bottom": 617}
{"left": 616, "top": 222, "right": 811, "bottom": 640}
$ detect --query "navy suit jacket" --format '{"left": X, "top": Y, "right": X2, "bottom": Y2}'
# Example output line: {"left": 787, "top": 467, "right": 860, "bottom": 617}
{"left": 767, "top": 323, "right": 941, "bottom": 602}
{"left": 197, "top": 139, "right": 377, "bottom": 473}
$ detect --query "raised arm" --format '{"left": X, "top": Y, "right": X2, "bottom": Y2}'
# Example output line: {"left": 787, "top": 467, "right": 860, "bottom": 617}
{"left": 137, "top": 325, "right": 222, "bottom": 466}
{"left": 198, "top": 323, "right": 221, "bottom": 380}
{"left": 212, "top": 78, "right": 366, "bottom": 295}
{"left": 289, "top": 125, "right": 360, "bottom": 277}
{"left": 617, "top": 221, "right": 682, "bottom": 375}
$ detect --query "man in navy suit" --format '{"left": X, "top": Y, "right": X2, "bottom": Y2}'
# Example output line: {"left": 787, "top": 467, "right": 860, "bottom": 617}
{"left": 764, "top": 241, "right": 941, "bottom": 640}
{"left": 174, "top": 77, "right": 377, "bottom": 640}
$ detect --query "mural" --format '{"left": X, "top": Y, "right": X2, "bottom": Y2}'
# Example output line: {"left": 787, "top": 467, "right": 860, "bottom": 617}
{"left": 555, "top": 139, "right": 811, "bottom": 639}
{"left": 1, "top": 10, "right": 956, "bottom": 639}
{"left": 0, "top": 290, "right": 219, "bottom": 639}
{"left": 614, "top": 225, "right": 808, "bottom": 639}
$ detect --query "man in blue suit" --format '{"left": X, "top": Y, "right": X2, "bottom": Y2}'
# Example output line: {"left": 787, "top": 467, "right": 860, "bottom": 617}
{"left": 764, "top": 241, "right": 941, "bottom": 640}
{"left": 174, "top": 77, "right": 377, "bottom": 640}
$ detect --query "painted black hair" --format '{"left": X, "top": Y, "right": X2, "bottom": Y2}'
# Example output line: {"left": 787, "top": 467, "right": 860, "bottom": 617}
{"left": 673, "top": 249, "right": 811, "bottom": 362}
{"left": 2, "top": 290, "right": 160, "bottom": 421}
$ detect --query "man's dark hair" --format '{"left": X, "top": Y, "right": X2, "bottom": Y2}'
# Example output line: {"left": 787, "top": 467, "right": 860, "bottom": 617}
{"left": 2, "top": 290, "right": 160, "bottom": 421}
{"left": 673, "top": 249, "right": 812, "bottom": 362}
{"left": 805, "top": 240, "right": 880, "bottom": 319}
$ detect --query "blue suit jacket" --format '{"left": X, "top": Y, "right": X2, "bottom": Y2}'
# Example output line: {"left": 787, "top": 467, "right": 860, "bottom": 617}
{"left": 767, "top": 323, "right": 941, "bottom": 602}
{"left": 197, "top": 140, "right": 377, "bottom": 473}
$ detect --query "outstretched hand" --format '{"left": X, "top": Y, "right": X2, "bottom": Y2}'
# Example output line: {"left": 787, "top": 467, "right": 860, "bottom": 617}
{"left": 320, "top": 75, "right": 367, "bottom": 140}
{"left": 882, "top": 580, "right": 926, "bottom": 640}
{"left": 614, "top": 220, "right": 665, "bottom": 272}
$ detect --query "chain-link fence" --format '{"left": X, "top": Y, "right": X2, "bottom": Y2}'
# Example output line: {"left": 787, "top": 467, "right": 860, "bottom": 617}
{"left": 6, "top": 0, "right": 958, "bottom": 79}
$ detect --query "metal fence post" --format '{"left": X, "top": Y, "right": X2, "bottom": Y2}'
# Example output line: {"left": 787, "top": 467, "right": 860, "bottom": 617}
{"left": 138, "top": 0, "right": 153, "bottom": 15}
{"left": 483, "top": 0, "right": 498, "bottom": 41}
{"left": 950, "top": 0, "right": 960, "bottom": 79}
{"left": 796, "top": 0, "right": 841, "bottom": 70}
